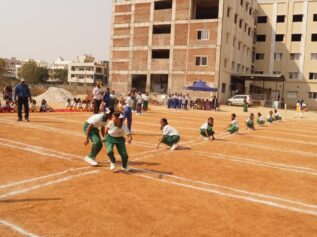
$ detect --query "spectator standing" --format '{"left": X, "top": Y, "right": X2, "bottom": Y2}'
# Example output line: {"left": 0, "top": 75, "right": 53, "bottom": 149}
{"left": 4, "top": 82, "right": 13, "bottom": 101}
{"left": 92, "top": 84, "right": 103, "bottom": 114}
{"left": 14, "top": 78, "right": 32, "bottom": 122}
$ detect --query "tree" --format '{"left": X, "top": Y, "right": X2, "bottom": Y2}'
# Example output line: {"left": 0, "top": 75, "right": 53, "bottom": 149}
{"left": 0, "top": 58, "right": 6, "bottom": 79}
{"left": 52, "top": 69, "right": 68, "bottom": 83}
{"left": 18, "top": 61, "right": 49, "bottom": 84}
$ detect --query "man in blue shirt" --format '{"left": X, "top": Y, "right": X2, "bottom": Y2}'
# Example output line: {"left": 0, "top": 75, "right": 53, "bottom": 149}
{"left": 14, "top": 78, "right": 32, "bottom": 122}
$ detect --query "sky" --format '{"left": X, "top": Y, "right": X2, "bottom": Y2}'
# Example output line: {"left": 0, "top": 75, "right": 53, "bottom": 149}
{"left": 0, "top": 0, "right": 112, "bottom": 64}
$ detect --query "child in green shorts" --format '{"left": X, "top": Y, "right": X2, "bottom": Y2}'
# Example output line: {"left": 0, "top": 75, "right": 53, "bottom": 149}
{"left": 200, "top": 117, "right": 215, "bottom": 141}
{"left": 227, "top": 113, "right": 239, "bottom": 134}
{"left": 246, "top": 113, "right": 255, "bottom": 130}
{"left": 83, "top": 108, "right": 113, "bottom": 166}
{"left": 157, "top": 118, "right": 180, "bottom": 150}
{"left": 105, "top": 112, "right": 132, "bottom": 171}
{"left": 267, "top": 111, "right": 274, "bottom": 123}
{"left": 256, "top": 112, "right": 265, "bottom": 126}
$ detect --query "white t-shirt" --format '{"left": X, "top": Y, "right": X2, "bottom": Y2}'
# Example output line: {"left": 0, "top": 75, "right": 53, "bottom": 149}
{"left": 200, "top": 122, "right": 211, "bottom": 130}
{"left": 65, "top": 102, "right": 71, "bottom": 108}
{"left": 258, "top": 116, "right": 265, "bottom": 122}
{"left": 142, "top": 94, "right": 149, "bottom": 101}
{"left": 275, "top": 112, "right": 281, "bottom": 117}
{"left": 267, "top": 115, "right": 273, "bottom": 119}
{"left": 86, "top": 114, "right": 108, "bottom": 128}
{"left": 93, "top": 87, "right": 103, "bottom": 100}
{"left": 230, "top": 120, "right": 239, "bottom": 128}
{"left": 246, "top": 117, "right": 253, "bottom": 123}
{"left": 107, "top": 121, "right": 130, "bottom": 137}
{"left": 136, "top": 95, "right": 143, "bottom": 104}
{"left": 125, "top": 96, "right": 134, "bottom": 107}
{"left": 162, "top": 125, "right": 179, "bottom": 136}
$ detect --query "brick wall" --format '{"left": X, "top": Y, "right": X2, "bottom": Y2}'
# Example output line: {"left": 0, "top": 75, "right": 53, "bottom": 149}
{"left": 134, "top": 3, "right": 151, "bottom": 23}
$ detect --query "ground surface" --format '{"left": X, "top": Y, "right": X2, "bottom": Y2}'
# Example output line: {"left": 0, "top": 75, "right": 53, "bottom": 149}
{"left": 0, "top": 106, "right": 317, "bottom": 237}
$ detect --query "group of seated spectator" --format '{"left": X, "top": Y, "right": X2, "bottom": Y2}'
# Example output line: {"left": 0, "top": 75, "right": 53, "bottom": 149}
{"left": 0, "top": 99, "right": 16, "bottom": 112}
{"left": 0, "top": 98, "right": 54, "bottom": 113}
{"left": 65, "top": 98, "right": 93, "bottom": 112}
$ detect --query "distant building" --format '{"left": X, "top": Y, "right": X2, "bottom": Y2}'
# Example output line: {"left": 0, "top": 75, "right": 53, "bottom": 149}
{"left": 49, "top": 57, "right": 71, "bottom": 70}
{"left": 68, "top": 55, "right": 109, "bottom": 85}
{"left": 3, "top": 57, "right": 22, "bottom": 78}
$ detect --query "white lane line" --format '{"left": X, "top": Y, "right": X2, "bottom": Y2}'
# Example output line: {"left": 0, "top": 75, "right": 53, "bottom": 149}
{"left": 0, "top": 167, "right": 89, "bottom": 189}
{"left": 134, "top": 173, "right": 317, "bottom": 217}
{"left": 0, "top": 142, "right": 73, "bottom": 161}
{"left": 227, "top": 141, "right": 317, "bottom": 158}
{"left": 0, "top": 220, "right": 39, "bottom": 237}
{"left": 195, "top": 151, "right": 317, "bottom": 176}
{"left": 0, "top": 170, "right": 99, "bottom": 199}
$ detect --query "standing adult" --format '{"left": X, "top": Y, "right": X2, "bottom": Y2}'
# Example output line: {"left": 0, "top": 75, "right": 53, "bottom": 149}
{"left": 14, "top": 78, "right": 32, "bottom": 122}
{"left": 92, "top": 84, "right": 103, "bottom": 114}
{"left": 4, "top": 82, "right": 13, "bottom": 101}
{"left": 243, "top": 97, "right": 248, "bottom": 112}
{"left": 103, "top": 87, "right": 111, "bottom": 110}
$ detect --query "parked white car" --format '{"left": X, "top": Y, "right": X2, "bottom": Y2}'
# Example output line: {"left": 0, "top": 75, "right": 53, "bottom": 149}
{"left": 227, "top": 95, "right": 253, "bottom": 106}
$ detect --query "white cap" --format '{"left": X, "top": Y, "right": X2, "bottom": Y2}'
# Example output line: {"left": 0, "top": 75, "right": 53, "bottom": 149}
{"left": 20, "top": 78, "right": 25, "bottom": 82}
{"left": 119, "top": 114, "right": 124, "bottom": 119}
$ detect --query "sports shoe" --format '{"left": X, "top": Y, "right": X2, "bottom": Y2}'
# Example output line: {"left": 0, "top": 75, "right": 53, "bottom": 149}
{"left": 17, "top": 118, "right": 22, "bottom": 122}
{"left": 110, "top": 162, "right": 116, "bottom": 170}
{"left": 170, "top": 144, "right": 178, "bottom": 150}
{"left": 84, "top": 156, "right": 98, "bottom": 166}
{"left": 121, "top": 166, "right": 131, "bottom": 171}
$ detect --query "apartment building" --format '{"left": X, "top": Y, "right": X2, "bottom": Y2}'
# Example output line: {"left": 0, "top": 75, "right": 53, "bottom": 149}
{"left": 68, "top": 55, "right": 109, "bottom": 85}
{"left": 254, "top": 0, "right": 317, "bottom": 108}
{"left": 3, "top": 57, "right": 22, "bottom": 78}
{"left": 110, "top": 0, "right": 258, "bottom": 100}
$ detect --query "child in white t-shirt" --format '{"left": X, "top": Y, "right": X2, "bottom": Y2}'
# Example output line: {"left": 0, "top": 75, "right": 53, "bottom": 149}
{"left": 157, "top": 118, "right": 180, "bottom": 150}
{"left": 227, "top": 113, "right": 239, "bottom": 134}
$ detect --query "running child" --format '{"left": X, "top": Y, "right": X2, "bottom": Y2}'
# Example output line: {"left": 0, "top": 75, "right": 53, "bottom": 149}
{"left": 142, "top": 92, "right": 149, "bottom": 112}
{"left": 246, "top": 113, "right": 255, "bottom": 130}
{"left": 200, "top": 117, "right": 215, "bottom": 141}
{"left": 105, "top": 112, "right": 132, "bottom": 171}
{"left": 267, "top": 111, "right": 274, "bottom": 123}
{"left": 295, "top": 100, "right": 303, "bottom": 118}
{"left": 83, "top": 108, "right": 113, "bottom": 166}
{"left": 136, "top": 92, "right": 143, "bottom": 115}
{"left": 227, "top": 113, "right": 239, "bottom": 134}
{"left": 274, "top": 109, "right": 282, "bottom": 122}
{"left": 256, "top": 112, "right": 265, "bottom": 126}
{"left": 157, "top": 118, "right": 180, "bottom": 150}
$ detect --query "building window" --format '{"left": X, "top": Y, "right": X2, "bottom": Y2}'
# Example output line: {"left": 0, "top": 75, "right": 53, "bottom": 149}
{"left": 237, "top": 64, "right": 241, "bottom": 72}
{"left": 256, "top": 35, "right": 266, "bottom": 42}
{"left": 221, "top": 83, "right": 226, "bottom": 93}
{"left": 239, "top": 19, "right": 243, "bottom": 28}
{"left": 256, "top": 53, "right": 265, "bottom": 60}
{"left": 249, "top": 8, "right": 252, "bottom": 16}
{"left": 154, "top": 0, "right": 172, "bottom": 10}
{"left": 197, "top": 30, "right": 209, "bottom": 40}
{"left": 275, "top": 34, "right": 284, "bottom": 42}
{"left": 314, "top": 14, "right": 317, "bottom": 22}
{"left": 234, "top": 14, "right": 238, "bottom": 24}
{"left": 227, "top": 7, "right": 231, "bottom": 17}
{"left": 246, "top": 3, "right": 249, "bottom": 11}
{"left": 289, "top": 72, "right": 299, "bottom": 80}
{"left": 231, "top": 62, "right": 235, "bottom": 71}
{"left": 291, "top": 34, "right": 302, "bottom": 41}
{"left": 290, "top": 53, "right": 301, "bottom": 60}
{"left": 254, "top": 71, "right": 264, "bottom": 74}
{"left": 257, "top": 16, "right": 268, "bottom": 23}
{"left": 226, "top": 33, "right": 230, "bottom": 44}
{"left": 309, "top": 73, "right": 317, "bottom": 80}
{"left": 195, "top": 56, "right": 208, "bottom": 66}
{"left": 244, "top": 23, "right": 248, "bottom": 32}
{"left": 287, "top": 91, "right": 298, "bottom": 98}
{"left": 293, "top": 14, "right": 303, "bottom": 22}
{"left": 311, "top": 53, "right": 317, "bottom": 60}
{"left": 238, "top": 42, "right": 241, "bottom": 50}
{"left": 248, "top": 27, "right": 251, "bottom": 36}
{"left": 224, "top": 58, "right": 228, "bottom": 68}
{"left": 308, "top": 92, "right": 317, "bottom": 99}
{"left": 277, "top": 15, "right": 285, "bottom": 23}
{"left": 312, "top": 34, "right": 317, "bottom": 41}
{"left": 233, "top": 37, "right": 236, "bottom": 47}
{"left": 273, "top": 71, "right": 281, "bottom": 75}
{"left": 240, "top": 0, "right": 243, "bottom": 6}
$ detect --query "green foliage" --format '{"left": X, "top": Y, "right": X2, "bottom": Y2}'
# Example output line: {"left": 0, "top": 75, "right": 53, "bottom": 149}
{"left": 51, "top": 69, "right": 68, "bottom": 83}
{"left": 0, "top": 58, "right": 6, "bottom": 79}
{"left": 18, "top": 60, "right": 49, "bottom": 84}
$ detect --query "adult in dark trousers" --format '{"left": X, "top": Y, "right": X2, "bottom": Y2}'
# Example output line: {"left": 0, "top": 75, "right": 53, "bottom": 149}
{"left": 14, "top": 78, "right": 32, "bottom": 122}
{"left": 92, "top": 84, "right": 103, "bottom": 114}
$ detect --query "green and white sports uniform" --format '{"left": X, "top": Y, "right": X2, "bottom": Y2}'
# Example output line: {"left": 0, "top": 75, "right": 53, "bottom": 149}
{"left": 200, "top": 122, "right": 214, "bottom": 137}
{"left": 267, "top": 115, "right": 274, "bottom": 123}
{"left": 162, "top": 125, "right": 180, "bottom": 147}
{"left": 246, "top": 117, "right": 254, "bottom": 129}
{"left": 257, "top": 116, "right": 265, "bottom": 125}
{"left": 104, "top": 121, "right": 131, "bottom": 168}
{"left": 274, "top": 112, "right": 282, "bottom": 121}
{"left": 227, "top": 120, "right": 239, "bottom": 133}
{"left": 83, "top": 114, "right": 108, "bottom": 161}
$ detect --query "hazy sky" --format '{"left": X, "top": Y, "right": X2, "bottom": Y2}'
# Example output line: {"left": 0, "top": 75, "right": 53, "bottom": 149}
{"left": 0, "top": 0, "right": 112, "bottom": 64}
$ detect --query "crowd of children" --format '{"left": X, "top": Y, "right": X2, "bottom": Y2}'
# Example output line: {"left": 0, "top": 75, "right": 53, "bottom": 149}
{"left": 167, "top": 94, "right": 219, "bottom": 111}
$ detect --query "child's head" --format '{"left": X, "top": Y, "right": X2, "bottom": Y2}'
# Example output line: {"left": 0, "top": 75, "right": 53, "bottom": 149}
{"left": 208, "top": 117, "right": 214, "bottom": 125}
{"left": 257, "top": 112, "right": 262, "bottom": 117}
{"left": 231, "top": 113, "right": 236, "bottom": 120}
{"left": 112, "top": 111, "right": 124, "bottom": 128}
{"left": 32, "top": 99, "right": 36, "bottom": 104}
{"left": 67, "top": 99, "right": 70, "bottom": 102}
{"left": 160, "top": 118, "right": 168, "bottom": 129}
{"left": 269, "top": 111, "right": 273, "bottom": 115}
{"left": 250, "top": 113, "right": 254, "bottom": 119}
{"left": 274, "top": 109, "right": 277, "bottom": 113}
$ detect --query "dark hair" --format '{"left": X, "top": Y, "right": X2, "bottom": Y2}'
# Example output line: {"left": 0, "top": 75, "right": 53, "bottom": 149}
{"left": 208, "top": 117, "right": 213, "bottom": 121}
{"left": 258, "top": 112, "right": 262, "bottom": 116}
{"left": 161, "top": 118, "right": 168, "bottom": 125}
{"left": 231, "top": 113, "right": 236, "bottom": 119}
{"left": 113, "top": 111, "right": 121, "bottom": 118}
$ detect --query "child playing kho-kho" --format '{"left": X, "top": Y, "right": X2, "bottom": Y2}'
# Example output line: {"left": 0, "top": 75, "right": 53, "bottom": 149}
{"left": 246, "top": 113, "right": 255, "bottom": 130}
{"left": 227, "top": 113, "right": 239, "bottom": 134}
{"left": 267, "top": 111, "right": 274, "bottom": 123}
{"left": 83, "top": 108, "right": 113, "bottom": 166}
{"left": 274, "top": 109, "right": 282, "bottom": 121}
{"left": 257, "top": 112, "right": 265, "bottom": 126}
{"left": 157, "top": 118, "right": 180, "bottom": 150}
{"left": 200, "top": 117, "right": 215, "bottom": 141}
{"left": 105, "top": 112, "right": 132, "bottom": 171}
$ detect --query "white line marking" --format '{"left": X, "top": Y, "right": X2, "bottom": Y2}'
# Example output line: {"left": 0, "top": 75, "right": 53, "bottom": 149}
{"left": 0, "top": 220, "right": 39, "bottom": 237}
{"left": 0, "top": 167, "right": 89, "bottom": 189}
{"left": 134, "top": 173, "right": 317, "bottom": 216}
{"left": 0, "top": 170, "right": 99, "bottom": 199}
